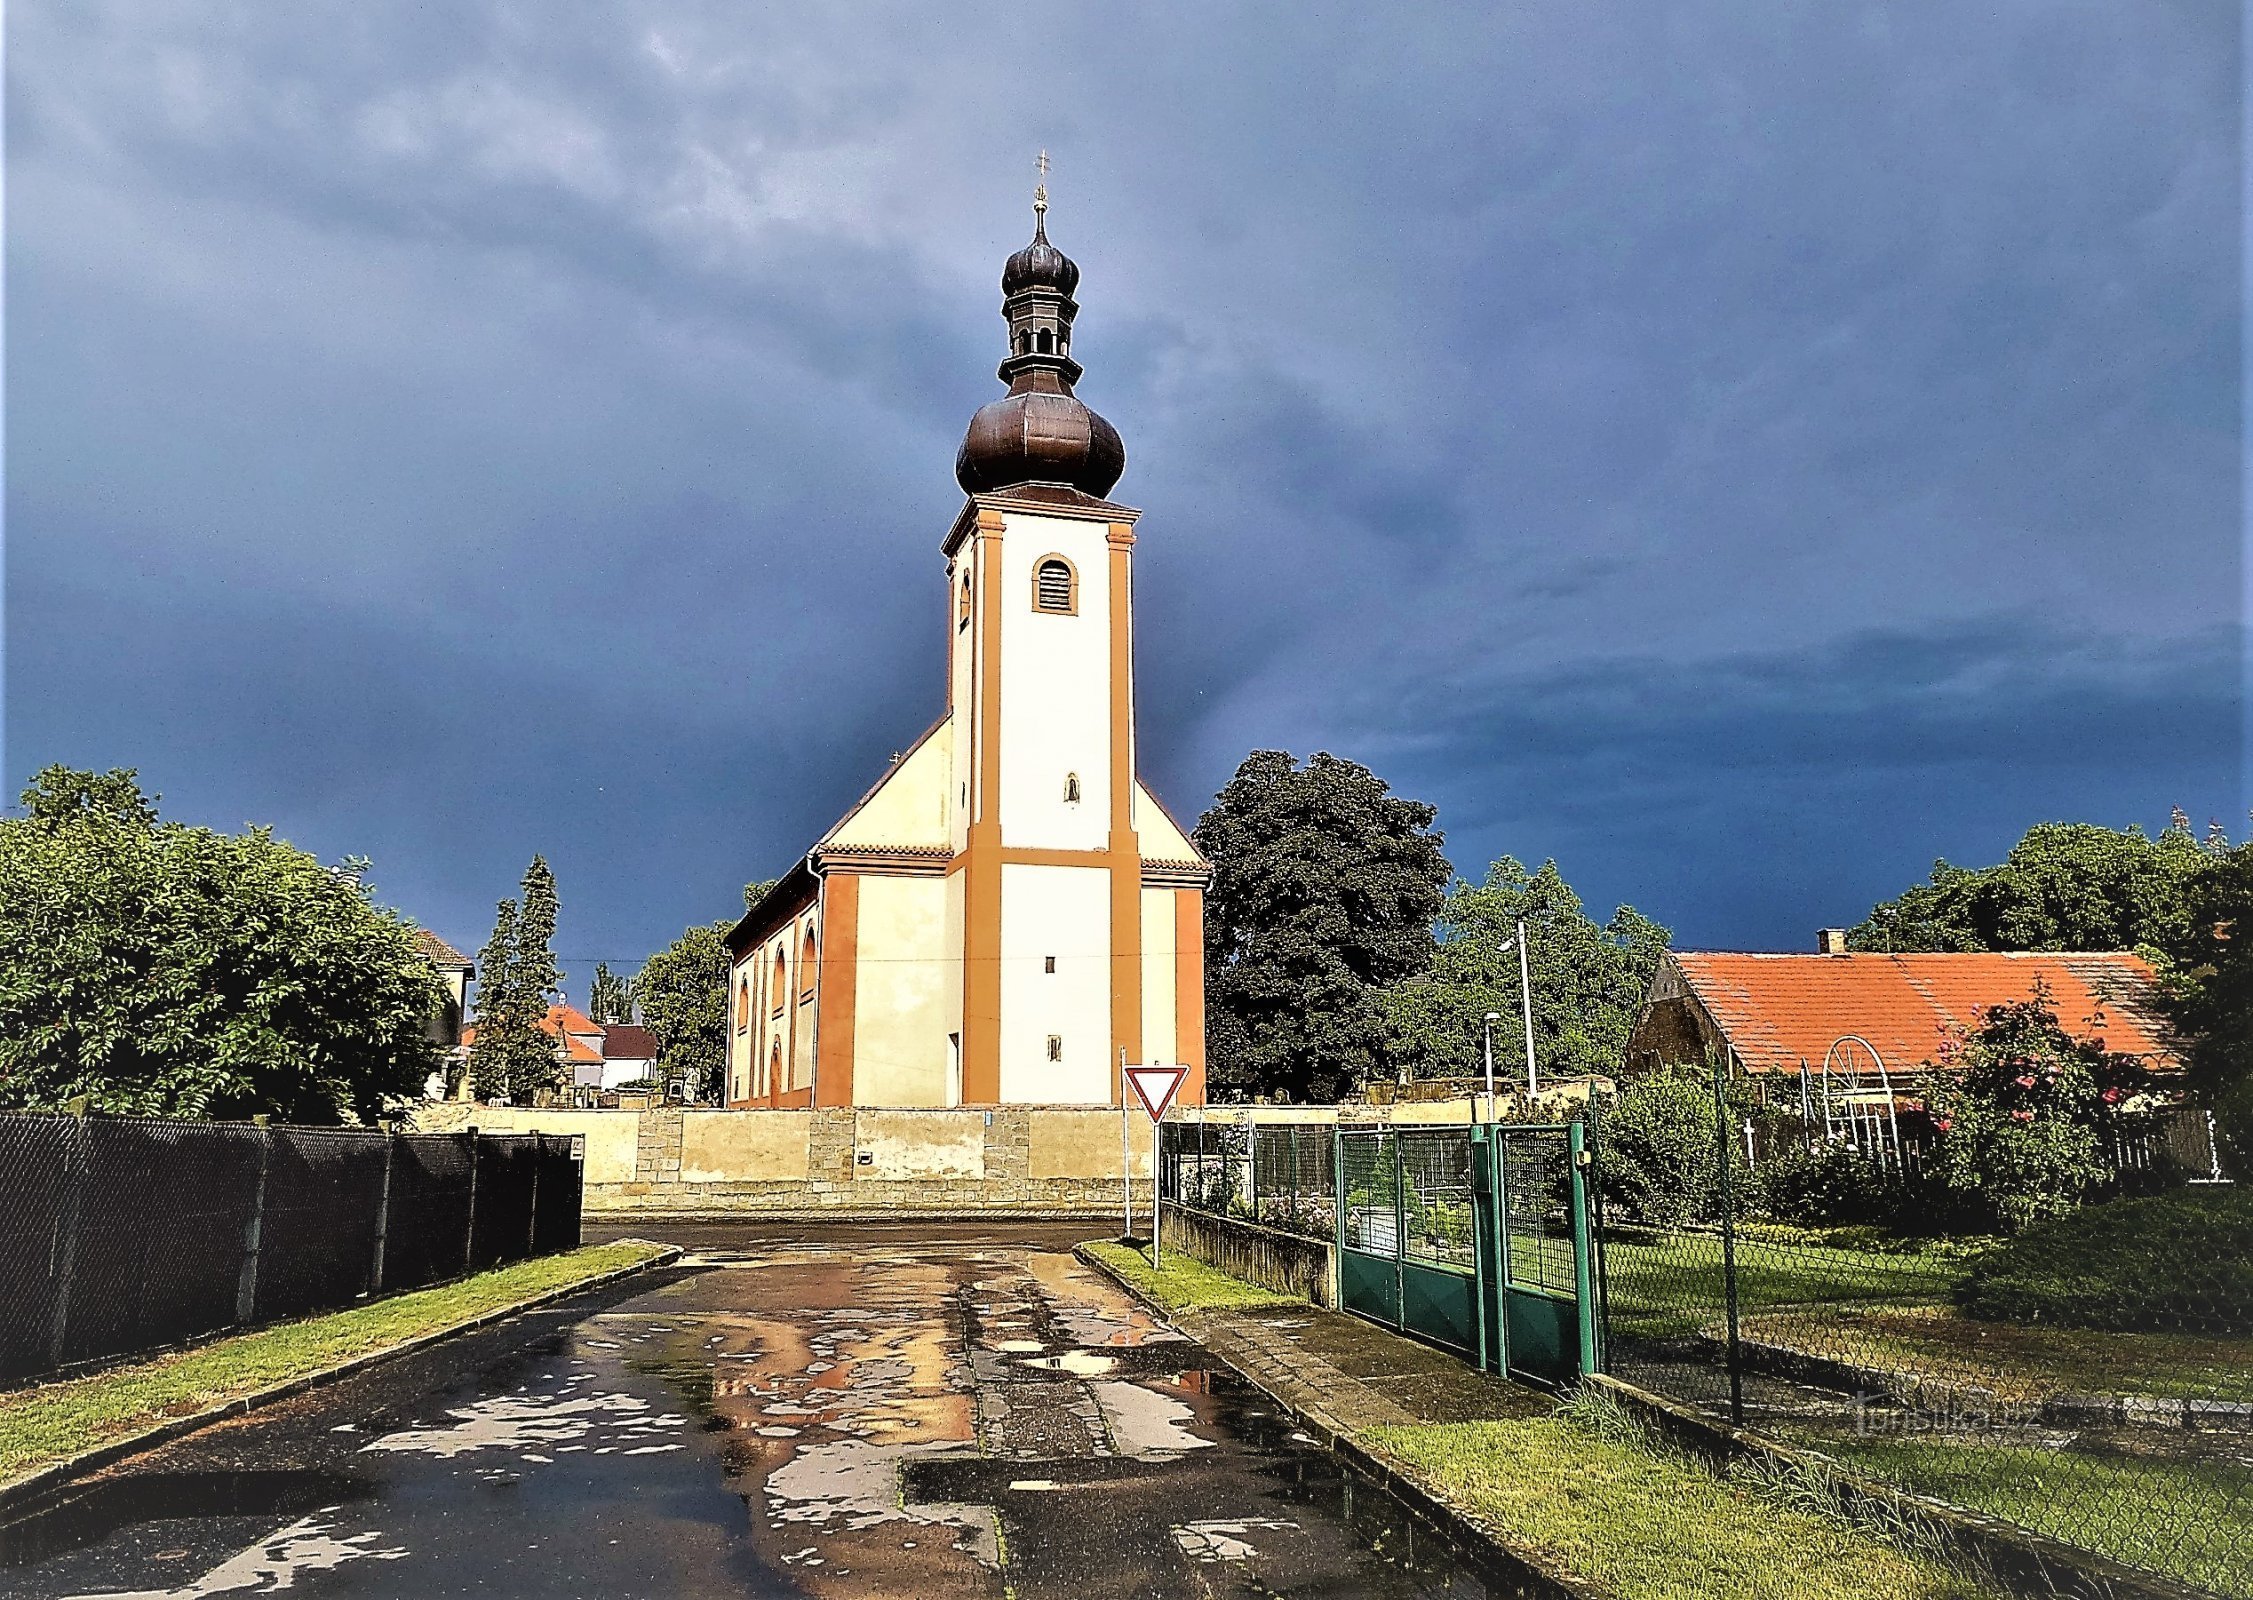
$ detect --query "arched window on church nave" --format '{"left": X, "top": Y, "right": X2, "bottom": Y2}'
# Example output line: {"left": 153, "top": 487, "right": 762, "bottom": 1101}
{"left": 1032, "top": 556, "right": 1076, "bottom": 615}
{"left": 768, "top": 1039, "right": 782, "bottom": 1097}
{"left": 735, "top": 974, "right": 748, "bottom": 1033}
{"left": 772, "top": 948, "right": 787, "bottom": 1016}
{"left": 800, "top": 927, "right": 818, "bottom": 1000}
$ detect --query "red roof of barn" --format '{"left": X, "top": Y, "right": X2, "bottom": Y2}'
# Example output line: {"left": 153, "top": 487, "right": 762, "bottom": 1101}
{"left": 1669, "top": 951, "right": 2183, "bottom": 1076}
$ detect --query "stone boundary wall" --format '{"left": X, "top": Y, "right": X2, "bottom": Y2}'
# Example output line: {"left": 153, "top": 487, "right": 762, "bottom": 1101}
{"left": 408, "top": 1100, "right": 1484, "bottom": 1216}
{"left": 1162, "top": 1207, "right": 1337, "bottom": 1307}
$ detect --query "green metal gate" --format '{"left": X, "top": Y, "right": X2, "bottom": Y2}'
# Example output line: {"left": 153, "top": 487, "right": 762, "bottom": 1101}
{"left": 1334, "top": 1121, "right": 1599, "bottom": 1386}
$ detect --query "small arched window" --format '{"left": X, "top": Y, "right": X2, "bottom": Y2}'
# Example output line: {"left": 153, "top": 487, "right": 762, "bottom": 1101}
{"left": 1033, "top": 556, "right": 1076, "bottom": 615}
{"left": 1036, "top": 328, "right": 1053, "bottom": 354}
{"left": 735, "top": 975, "right": 749, "bottom": 1032}
{"left": 801, "top": 928, "right": 818, "bottom": 998}
{"left": 768, "top": 1040, "right": 782, "bottom": 1095}
{"left": 958, "top": 571, "right": 973, "bottom": 630}
{"left": 1063, "top": 773, "right": 1081, "bottom": 805}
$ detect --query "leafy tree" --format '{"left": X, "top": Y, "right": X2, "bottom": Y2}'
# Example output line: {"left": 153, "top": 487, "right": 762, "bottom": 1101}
{"left": 1381, "top": 857, "right": 1670, "bottom": 1085}
{"left": 637, "top": 920, "right": 734, "bottom": 1100}
{"left": 1194, "top": 751, "right": 1451, "bottom": 1101}
{"left": 1923, "top": 986, "right": 2150, "bottom": 1233}
{"left": 1599, "top": 1066, "right": 1725, "bottom": 1228}
{"left": 0, "top": 765, "right": 441, "bottom": 1122}
{"left": 745, "top": 877, "right": 776, "bottom": 910}
{"left": 1848, "top": 817, "right": 2212, "bottom": 953}
{"left": 587, "top": 962, "right": 632, "bottom": 1024}
{"left": 467, "top": 857, "right": 566, "bottom": 1103}
{"left": 2161, "top": 837, "right": 2253, "bottom": 1156}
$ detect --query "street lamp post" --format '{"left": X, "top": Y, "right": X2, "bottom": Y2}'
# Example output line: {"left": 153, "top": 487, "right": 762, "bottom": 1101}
{"left": 1496, "top": 919, "right": 1540, "bottom": 1102}
{"left": 1482, "top": 1012, "right": 1502, "bottom": 1121}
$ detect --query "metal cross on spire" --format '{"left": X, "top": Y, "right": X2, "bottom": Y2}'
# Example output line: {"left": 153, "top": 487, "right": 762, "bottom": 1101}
{"left": 1034, "top": 150, "right": 1049, "bottom": 219}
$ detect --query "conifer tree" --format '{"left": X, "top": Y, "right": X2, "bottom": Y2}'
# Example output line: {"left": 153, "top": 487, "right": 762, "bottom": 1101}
{"left": 588, "top": 962, "right": 630, "bottom": 1024}
{"left": 507, "top": 857, "right": 564, "bottom": 1100}
{"left": 468, "top": 897, "right": 526, "bottom": 1101}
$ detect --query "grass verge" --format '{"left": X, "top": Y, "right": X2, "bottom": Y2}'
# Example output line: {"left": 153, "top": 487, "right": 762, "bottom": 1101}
{"left": 1602, "top": 1230, "right": 1966, "bottom": 1342}
{"left": 1080, "top": 1240, "right": 1297, "bottom": 1311}
{"left": 1816, "top": 1433, "right": 2253, "bottom": 1598}
{"left": 0, "top": 1239, "right": 670, "bottom": 1485}
{"left": 1371, "top": 1413, "right": 1991, "bottom": 1600}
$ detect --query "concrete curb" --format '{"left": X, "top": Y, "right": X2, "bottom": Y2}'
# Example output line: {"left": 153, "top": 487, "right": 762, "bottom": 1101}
{"left": 1071, "top": 1242, "right": 1601, "bottom": 1600}
{"left": 0, "top": 1243, "right": 685, "bottom": 1518}
{"left": 1587, "top": 1373, "right": 2222, "bottom": 1600}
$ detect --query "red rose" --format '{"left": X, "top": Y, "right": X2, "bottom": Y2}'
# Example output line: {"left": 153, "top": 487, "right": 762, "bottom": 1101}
{"left": 2101, "top": 1088, "right": 2124, "bottom": 1105}
{"left": 2011, "top": 1109, "right": 2034, "bottom": 1123}
{"left": 2013, "top": 1074, "right": 2037, "bottom": 1089}
{"left": 1933, "top": 1117, "right": 1953, "bottom": 1132}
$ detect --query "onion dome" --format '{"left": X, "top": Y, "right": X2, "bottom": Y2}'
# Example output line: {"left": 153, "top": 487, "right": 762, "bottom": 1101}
{"left": 955, "top": 175, "right": 1125, "bottom": 498}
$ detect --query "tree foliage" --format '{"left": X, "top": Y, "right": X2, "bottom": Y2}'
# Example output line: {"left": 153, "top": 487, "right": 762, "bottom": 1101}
{"left": 1194, "top": 751, "right": 1451, "bottom": 1102}
{"left": 1381, "top": 857, "right": 1669, "bottom": 1086}
{"left": 587, "top": 962, "right": 632, "bottom": 1025}
{"left": 636, "top": 920, "right": 734, "bottom": 1101}
{"left": 1847, "top": 817, "right": 2213, "bottom": 954}
{"left": 0, "top": 765, "right": 441, "bottom": 1123}
{"left": 2157, "top": 838, "right": 2253, "bottom": 1155}
{"left": 468, "top": 857, "right": 565, "bottom": 1103}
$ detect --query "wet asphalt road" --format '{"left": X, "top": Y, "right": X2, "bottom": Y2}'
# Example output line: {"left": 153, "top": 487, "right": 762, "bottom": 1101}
{"left": 1, "top": 1222, "right": 1519, "bottom": 1598}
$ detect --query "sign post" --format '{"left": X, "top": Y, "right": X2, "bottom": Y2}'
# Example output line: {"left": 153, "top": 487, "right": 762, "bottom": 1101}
{"left": 1125, "top": 1063, "right": 1190, "bottom": 1268}
{"left": 1118, "top": 1049, "right": 1133, "bottom": 1242}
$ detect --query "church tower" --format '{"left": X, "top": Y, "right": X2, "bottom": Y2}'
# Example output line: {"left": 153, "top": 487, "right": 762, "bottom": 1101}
{"left": 724, "top": 178, "right": 1208, "bottom": 1111}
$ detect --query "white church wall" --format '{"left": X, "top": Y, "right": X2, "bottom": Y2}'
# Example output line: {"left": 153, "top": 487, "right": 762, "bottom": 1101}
{"left": 999, "top": 861, "right": 1112, "bottom": 1103}
{"left": 853, "top": 873, "right": 951, "bottom": 1105}
{"left": 995, "top": 512, "right": 1113, "bottom": 853}
{"left": 1140, "top": 886, "right": 1178, "bottom": 1067}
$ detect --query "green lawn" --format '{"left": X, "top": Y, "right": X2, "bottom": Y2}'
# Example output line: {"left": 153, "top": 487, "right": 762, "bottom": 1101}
{"left": 1603, "top": 1229, "right": 1966, "bottom": 1341}
{"left": 0, "top": 1240, "right": 670, "bottom": 1484}
{"left": 1080, "top": 1239, "right": 1298, "bottom": 1311}
{"left": 1816, "top": 1434, "right": 2253, "bottom": 1599}
{"left": 1739, "top": 1303, "right": 2253, "bottom": 1405}
{"left": 1373, "top": 1416, "right": 1993, "bottom": 1600}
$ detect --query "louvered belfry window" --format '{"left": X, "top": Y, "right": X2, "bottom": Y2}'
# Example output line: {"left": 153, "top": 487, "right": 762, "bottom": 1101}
{"left": 1034, "top": 557, "right": 1074, "bottom": 614}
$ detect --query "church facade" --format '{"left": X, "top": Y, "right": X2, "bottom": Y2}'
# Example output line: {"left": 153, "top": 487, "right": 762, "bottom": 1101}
{"left": 722, "top": 195, "right": 1210, "bottom": 1110}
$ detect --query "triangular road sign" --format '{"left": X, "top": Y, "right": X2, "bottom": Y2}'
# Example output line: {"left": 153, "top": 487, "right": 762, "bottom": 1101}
{"left": 1125, "top": 1063, "right": 1189, "bottom": 1121}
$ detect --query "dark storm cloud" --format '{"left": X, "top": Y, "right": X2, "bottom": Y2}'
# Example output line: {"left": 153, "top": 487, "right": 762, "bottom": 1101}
{"left": 6, "top": 1, "right": 2238, "bottom": 973}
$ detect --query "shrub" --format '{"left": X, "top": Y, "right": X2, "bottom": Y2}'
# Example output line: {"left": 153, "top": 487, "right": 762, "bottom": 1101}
{"left": 1600, "top": 1068, "right": 1722, "bottom": 1227}
{"left": 1923, "top": 987, "right": 2150, "bottom": 1233}
{"left": 1955, "top": 1185, "right": 2253, "bottom": 1335}
{"left": 1754, "top": 1142, "right": 1913, "bottom": 1229}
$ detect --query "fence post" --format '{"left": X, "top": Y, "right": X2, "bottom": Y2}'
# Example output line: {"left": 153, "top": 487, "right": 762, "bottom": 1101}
{"left": 370, "top": 1133, "right": 396, "bottom": 1293}
{"left": 1331, "top": 1125, "right": 1347, "bottom": 1311}
{"left": 526, "top": 1139, "right": 542, "bottom": 1259}
{"left": 1569, "top": 1120, "right": 1598, "bottom": 1380}
{"left": 462, "top": 1129, "right": 481, "bottom": 1275}
{"left": 235, "top": 1130, "right": 272, "bottom": 1327}
{"left": 1710, "top": 1055, "right": 1745, "bottom": 1426}
{"left": 1391, "top": 1132, "right": 1406, "bottom": 1332}
{"left": 47, "top": 1115, "right": 90, "bottom": 1369}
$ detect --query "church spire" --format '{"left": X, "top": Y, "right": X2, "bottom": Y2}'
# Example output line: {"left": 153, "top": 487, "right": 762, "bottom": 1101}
{"left": 955, "top": 163, "right": 1125, "bottom": 498}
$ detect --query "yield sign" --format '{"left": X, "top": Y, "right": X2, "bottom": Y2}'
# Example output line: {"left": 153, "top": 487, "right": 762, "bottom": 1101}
{"left": 1125, "top": 1063, "right": 1189, "bottom": 1121}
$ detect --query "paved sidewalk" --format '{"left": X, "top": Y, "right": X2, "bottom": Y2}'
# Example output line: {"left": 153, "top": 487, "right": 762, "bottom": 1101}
{"left": 1148, "top": 1297, "right": 1544, "bottom": 1439}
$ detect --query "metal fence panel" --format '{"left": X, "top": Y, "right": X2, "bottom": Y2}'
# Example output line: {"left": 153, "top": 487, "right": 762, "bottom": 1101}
{"left": 254, "top": 1130, "right": 389, "bottom": 1320}
{"left": 1593, "top": 1085, "right": 2253, "bottom": 1598}
{"left": 1337, "top": 1129, "right": 1401, "bottom": 1257}
{"left": 0, "top": 1116, "right": 77, "bottom": 1383}
{"left": 0, "top": 1114, "right": 582, "bottom": 1386}
{"left": 382, "top": 1134, "right": 476, "bottom": 1292}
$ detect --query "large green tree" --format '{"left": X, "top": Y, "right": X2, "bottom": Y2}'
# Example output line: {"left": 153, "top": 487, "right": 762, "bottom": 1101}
{"left": 468, "top": 857, "right": 566, "bottom": 1102}
{"left": 1380, "top": 857, "right": 1670, "bottom": 1086}
{"left": 1194, "top": 751, "right": 1451, "bottom": 1102}
{"left": 637, "top": 920, "right": 735, "bottom": 1101}
{"left": 2164, "top": 838, "right": 2253, "bottom": 1155}
{"left": 1847, "top": 817, "right": 2212, "bottom": 954}
{"left": 0, "top": 766, "right": 441, "bottom": 1122}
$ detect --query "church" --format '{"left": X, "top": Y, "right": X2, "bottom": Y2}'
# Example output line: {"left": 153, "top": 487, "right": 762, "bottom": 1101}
{"left": 722, "top": 187, "right": 1211, "bottom": 1111}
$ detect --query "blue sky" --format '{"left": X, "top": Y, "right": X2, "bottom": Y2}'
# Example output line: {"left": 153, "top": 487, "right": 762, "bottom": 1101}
{"left": 6, "top": 3, "right": 2241, "bottom": 983}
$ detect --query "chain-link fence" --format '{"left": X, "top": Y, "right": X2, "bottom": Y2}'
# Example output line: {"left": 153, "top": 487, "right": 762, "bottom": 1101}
{"left": 1160, "top": 1118, "right": 1336, "bottom": 1239}
{"left": 1594, "top": 1081, "right": 2252, "bottom": 1598}
{"left": 0, "top": 1114, "right": 584, "bottom": 1386}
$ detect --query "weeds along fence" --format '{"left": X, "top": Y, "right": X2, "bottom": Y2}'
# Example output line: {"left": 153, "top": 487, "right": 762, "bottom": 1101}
{"left": 1593, "top": 1079, "right": 2252, "bottom": 1599}
{"left": 0, "top": 1112, "right": 584, "bottom": 1386}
